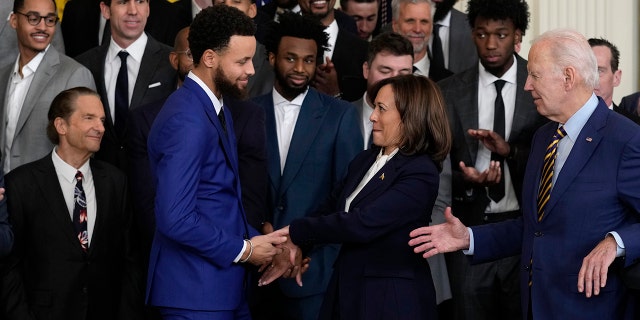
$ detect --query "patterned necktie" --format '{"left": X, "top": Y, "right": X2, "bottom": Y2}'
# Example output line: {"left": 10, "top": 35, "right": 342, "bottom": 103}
{"left": 218, "top": 106, "right": 227, "bottom": 135}
{"left": 115, "top": 51, "right": 129, "bottom": 139}
{"left": 536, "top": 126, "right": 567, "bottom": 221}
{"left": 73, "top": 171, "right": 88, "bottom": 252}
{"left": 380, "top": 0, "right": 388, "bottom": 27}
{"left": 488, "top": 80, "right": 506, "bottom": 202}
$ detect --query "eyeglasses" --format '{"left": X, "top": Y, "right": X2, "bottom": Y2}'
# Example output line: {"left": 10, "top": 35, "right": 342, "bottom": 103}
{"left": 14, "top": 11, "right": 59, "bottom": 27}
{"left": 174, "top": 49, "right": 193, "bottom": 61}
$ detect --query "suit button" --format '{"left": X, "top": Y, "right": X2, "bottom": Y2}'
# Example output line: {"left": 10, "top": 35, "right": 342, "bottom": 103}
{"left": 534, "top": 231, "right": 543, "bottom": 237}
{"left": 524, "top": 265, "right": 530, "bottom": 271}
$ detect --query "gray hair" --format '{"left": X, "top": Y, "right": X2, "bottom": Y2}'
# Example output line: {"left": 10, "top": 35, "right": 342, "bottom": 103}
{"left": 391, "top": 0, "right": 434, "bottom": 20}
{"left": 532, "top": 28, "right": 599, "bottom": 89}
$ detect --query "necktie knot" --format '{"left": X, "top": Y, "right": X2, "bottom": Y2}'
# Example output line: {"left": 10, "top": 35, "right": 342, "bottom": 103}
{"left": 554, "top": 126, "right": 567, "bottom": 140}
{"left": 75, "top": 171, "right": 83, "bottom": 182}
{"left": 494, "top": 79, "right": 506, "bottom": 93}
{"left": 118, "top": 50, "right": 129, "bottom": 62}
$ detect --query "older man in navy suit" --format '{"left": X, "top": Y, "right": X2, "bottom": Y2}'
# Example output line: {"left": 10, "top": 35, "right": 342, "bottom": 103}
{"left": 410, "top": 28, "right": 640, "bottom": 320}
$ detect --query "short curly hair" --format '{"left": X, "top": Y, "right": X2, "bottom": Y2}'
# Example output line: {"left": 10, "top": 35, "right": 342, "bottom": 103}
{"left": 467, "top": 0, "right": 529, "bottom": 35}
{"left": 263, "top": 12, "right": 329, "bottom": 62}
{"left": 188, "top": 5, "right": 256, "bottom": 65}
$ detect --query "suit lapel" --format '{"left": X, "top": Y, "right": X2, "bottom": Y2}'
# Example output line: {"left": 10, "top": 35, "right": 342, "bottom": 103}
{"left": 88, "top": 159, "right": 109, "bottom": 255}
{"left": 15, "top": 48, "right": 59, "bottom": 139}
{"left": 509, "top": 56, "right": 532, "bottom": 142}
{"left": 131, "top": 35, "right": 160, "bottom": 109}
{"left": 543, "top": 102, "right": 606, "bottom": 216}
{"left": 456, "top": 69, "right": 481, "bottom": 161}
{"left": 260, "top": 94, "right": 283, "bottom": 191}
{"left": 280, "top": 89, "right": 326, "bottom": 192}
{"left": 34, "top": 156, "right": 85, "bottom": 250}
{"left": 348, "top": 152, "right": 406, "bottom": 209}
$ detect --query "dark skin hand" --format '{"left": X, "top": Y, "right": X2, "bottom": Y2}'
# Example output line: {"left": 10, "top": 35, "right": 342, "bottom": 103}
{"left": 461, "top": 129, "right": 511, "bottom": 185}
{"left": 312, "top": 57, "right": 340, "bottom": 96}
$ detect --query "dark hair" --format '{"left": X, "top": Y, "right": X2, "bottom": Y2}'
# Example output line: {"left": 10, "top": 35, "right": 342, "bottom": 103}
{"left": 370, "top": 75, "right": 451, "bottom": 168}
{"left": 14, "top": 0, "right": 57, "bottom": 14}
{"left": 588, "top": 37, "right": 620, "bottom": 72}
{"left": 367, "top": 32, "right": 413, "bottom": 66}
{"left": 339, "top": 0, "right": 378, "bottom": 12}
{"left": 47, "top": 87, "right": 100, "bottom": 145}
{"left": 467, "top": 0, "right": 529, "bottom": 35}
{"left": 189, "top": 4, "right": 256, "bottom": 65}
{"left": 263, "top": 11, "right": 329, "bottom": 61}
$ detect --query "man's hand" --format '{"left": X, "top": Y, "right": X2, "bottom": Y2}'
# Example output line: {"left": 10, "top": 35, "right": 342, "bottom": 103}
{"left": 0, "top": 187, "right": 5, "bottom": 201}
{"left": 468, "top": 129, "right": 510, "bottom": 157}
{"left": 312, "top": 57, "right": 340, "bottom": 96}
{"left": 258, "top": 226, "right": 308, "bottom": 287}
{"left": 408, "top": 207, "right": 471, "bottom": 259}
{"left": 459, "top": 160, "right": 502, "bottom": 186}
{"left": 245, "top": 228, "right": 288, "bottom": 266}
{"left": 261, "top": 221, "right": 274, "bottom": 235}
{"left": 577, "top": 235, "right": 618, "bottom": 297}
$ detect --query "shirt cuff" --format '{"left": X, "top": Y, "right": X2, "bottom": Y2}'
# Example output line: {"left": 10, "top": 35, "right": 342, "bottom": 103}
{"left": 463, "top": 227, "right": 474, "bottom": 255}
{"left": 233, "top": 240, "right": 248, "bottom": 263}
{"left": 607, "top": 231, "right": 625, "bottom": 257}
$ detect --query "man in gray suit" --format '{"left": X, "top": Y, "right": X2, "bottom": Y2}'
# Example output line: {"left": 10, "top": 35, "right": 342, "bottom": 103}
{"left": 0, "top": 0, "right": 95, "bottom": 173}
{"left": 431, "top": 0, "right": 477, "bottom": 74}
{"left": 437, "top": 0, "right": 546, "bottom": 319}
{"left": 76, "top": 0, "right": 176, "bottom": 170}
{"left": 0, "top": 0, "right": 64, "bottom": 67}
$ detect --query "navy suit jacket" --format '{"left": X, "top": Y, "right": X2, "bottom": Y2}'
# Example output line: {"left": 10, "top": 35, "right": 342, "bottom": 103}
{"left": 290, "top": 148, "right": 439, "bottom": 319}
{"left": 75, "top": 35, "right": 177, "bottom": 171}
{"left": 471, "top": 99, "right": 640, "bottom": 319}
{"left": 145, "top": 77, "right": 257, "bottom": 311}
{"left": 252, "top": 88, "right": 362, "bottom": 298}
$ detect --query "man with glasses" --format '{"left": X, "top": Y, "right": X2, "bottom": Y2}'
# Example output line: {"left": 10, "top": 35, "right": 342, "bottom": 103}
{"left": 0, "top": 0, "right": 95, "bottom": 173}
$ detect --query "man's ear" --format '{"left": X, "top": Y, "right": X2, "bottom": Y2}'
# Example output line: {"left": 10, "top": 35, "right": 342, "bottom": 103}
{"left": 268, "top": 52, "right": 276, "bottom": 68}
{"left": 54, "top": 117, "right": 67, "bottom": 136}
{"left": 100, "top": 2, "right": 111, "bottom": 20}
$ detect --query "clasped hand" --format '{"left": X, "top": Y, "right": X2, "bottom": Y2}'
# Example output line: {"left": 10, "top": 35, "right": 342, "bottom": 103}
{"left": 257, "top": 226, "right": 310, "bottom": 287}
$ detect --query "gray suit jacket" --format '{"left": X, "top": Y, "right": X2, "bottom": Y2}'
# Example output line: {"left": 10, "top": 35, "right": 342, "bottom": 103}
{"left": 0, "top": 46, "right": 96, "bottom": 171}
{"left": 75, "top": 34, "right": 176, "bottom": 170}
{"left": 247, "top": 42, "right": 274, "bottom": 99}
{"left": 446, "top": 9, "right": 477, "bottom": 74}
{"left": 0, "top": 2, "right": 65, "bottom": 68}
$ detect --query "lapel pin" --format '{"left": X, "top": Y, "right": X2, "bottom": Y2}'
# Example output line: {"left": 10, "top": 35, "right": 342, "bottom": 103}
{"left": 586, "top": 137, "right": 592, "bottom": 142}
{"left": 379, "top": 173, "right": 385, "bottom": 181}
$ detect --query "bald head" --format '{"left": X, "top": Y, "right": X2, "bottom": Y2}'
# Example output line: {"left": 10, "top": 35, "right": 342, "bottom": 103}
{"left": 170, "top": 27, "right": 193, "bottom": 85}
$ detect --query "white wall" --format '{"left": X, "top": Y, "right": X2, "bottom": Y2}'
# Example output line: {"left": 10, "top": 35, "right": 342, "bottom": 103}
{"left": 455, "top": 0, "right": 639, "bottom": 102}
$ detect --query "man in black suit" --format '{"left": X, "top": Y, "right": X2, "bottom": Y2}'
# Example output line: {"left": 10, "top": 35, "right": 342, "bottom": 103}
{"left": 437, "top": 1, "right": 546, "bottom": 319}
{"left": 430, "top": 0, "right": 477, "bottom": 74}
{"left": 298, "top": 0, "right": 368, "bottom": 101}
{"left": 1, "top": 87, "right": 140, "bottom": 320}
{"left": 75, "top": 0, "right": 177, "bottom": 171}
{"left": 588, "top": 38, "right": 640, "bottom": 124}
{"left": 61, "top": 0, "right": 105, "bottom": 57}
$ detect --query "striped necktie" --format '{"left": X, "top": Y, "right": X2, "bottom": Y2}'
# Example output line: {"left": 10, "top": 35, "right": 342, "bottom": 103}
{"left": 536, "top": 126, "right": 567, "bottom": 221}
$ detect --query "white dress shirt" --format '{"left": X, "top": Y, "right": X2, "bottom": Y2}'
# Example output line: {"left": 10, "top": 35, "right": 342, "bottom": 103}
{"left": 360, "top": 92, "right": 374, "bottom": 149}
{"left": 324, "top": 20, "right": 339, "bottom": 61}
{"left": 413, "top": 53, "right": 430, "bottom": 77}
{"left": 273, "top": 87, "right": 307, "bottom": 174}
{"left": 104, "top": 33, "right": 148, "bottom": 121}
{"left": 476, "top": 58, "right": 519, "bottom": 213}
{"left": 52, "top": 149, "right": 97, "bottom": 245}
{"left": 4, "top": 46, "right": 48, "bottom": 173}
{"left": 432, "top": 11, "right": 451, "bottom": 69}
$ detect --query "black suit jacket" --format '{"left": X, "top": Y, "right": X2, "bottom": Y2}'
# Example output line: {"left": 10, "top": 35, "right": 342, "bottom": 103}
{"left": 332, "top": 29, "right": 368, "bottom": 102}
{"left": 146, "top": 0, "right": 193, "bottom": 47}
{"left": 127, "top": 95, "right": 268, "bottom": 248}
{"left": 439, "top": 56, "right": 547, "bottom": 226}
{"left": 613, "top": 103, "right": 640, "bottom": 125}
{"left": 619, "top": 91, "right": 640, "bottom": 116}
{"left": 61, "top": 0, "right": 109, "bottom": 57}
{"left": 1, "top": 156, "right": 140, "bottom": 320}
{"left": 75, "top": 35, "right": 177, "bottom": 171}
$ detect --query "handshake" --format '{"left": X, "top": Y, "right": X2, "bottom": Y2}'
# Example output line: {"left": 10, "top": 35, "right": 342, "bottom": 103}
{"left": 242, "top": 224, "right": 310, "bottom": 287}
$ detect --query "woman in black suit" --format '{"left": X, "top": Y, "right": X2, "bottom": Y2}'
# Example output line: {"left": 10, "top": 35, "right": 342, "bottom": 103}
{"left": 261, "top": 74, "right": 451, "bottom": 319}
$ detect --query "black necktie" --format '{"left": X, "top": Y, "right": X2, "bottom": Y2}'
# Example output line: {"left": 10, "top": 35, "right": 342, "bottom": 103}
{"left": 218, "top": 106, "right": 227, "bottom": 135}
{"left": 431, "top": 24, "right": 445, "bottom": 72}
{"left": 488, "top": 80, "right": 506, "bottom": 203}
{"left": 115, "top": 51, "right": 129, "bottom": 139}
{"left": 73, "top": 171, "right": 88, "bottom": 252}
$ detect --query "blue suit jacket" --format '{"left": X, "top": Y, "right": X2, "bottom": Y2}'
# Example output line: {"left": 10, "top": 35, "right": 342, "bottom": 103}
{"left": 471, "top": 99, "right": 640, "bottom": 319}
{"left": 145, "top": 78, "right": 257, "bottom": 311}
{"left": 290, "top": 148, "right": 439, "bottom": 319}
{"left": 252, "top": 88, "right": 362, "bottom": 298}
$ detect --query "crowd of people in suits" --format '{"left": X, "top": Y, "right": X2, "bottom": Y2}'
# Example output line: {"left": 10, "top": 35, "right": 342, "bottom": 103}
{"left": 0, "top": 0, "right": 639, "bottom": 319}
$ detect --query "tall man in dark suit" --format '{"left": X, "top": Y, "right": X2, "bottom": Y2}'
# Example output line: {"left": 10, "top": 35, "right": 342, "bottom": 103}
{"left": 145, "top": 6, "right": 287, "bottom": 319}
{"left": 435, "top": 0, "right": 545, "bottom": 319}
{"left": 253, "top": 12, "right": 362, "bottom": 320}
{"left": 75, "top": 0, "right": 177, "bottom": 171}
{"left": 0, "top": 0, "right": 96, "bottom": 173}
{"left": 410, "top": 27, "right": 640, "bottom": 320}
{"left": 298, "top": 0, "right": 368, "bottom": 101}
{"left": 1, "top": 87, "right": 140, "bottom": 320}
{"left": 430, "top": 0, "right": 477, "bottom": 74}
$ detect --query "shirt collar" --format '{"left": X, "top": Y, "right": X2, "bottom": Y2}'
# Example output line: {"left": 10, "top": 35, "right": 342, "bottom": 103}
{"left": 478, "top": 55, "right": 518, "bottom": 88}
{"left": 272, "top": 87, "right": 308, "bottom": 107}
{"left": 107, "top": 32, "right": 148, "bottom": 64}
{"left": 187, "top": 71, "right": 223, "bottom": 114}
{"left": 51, "top": 147, "right": 91, "bottom": 184}
{"left": 436, "top": 11, "right": 451, "bottom": 27}
{"left": 13, "top": 45, "right": 49, "bottom": 80}
{"left": 561, "top": 93, "right": 599, "bottom": 142}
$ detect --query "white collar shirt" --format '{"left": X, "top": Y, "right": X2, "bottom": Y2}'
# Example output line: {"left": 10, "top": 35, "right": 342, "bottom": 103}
{"left": 272, "top": 87, "right": 307, "bottom": 174}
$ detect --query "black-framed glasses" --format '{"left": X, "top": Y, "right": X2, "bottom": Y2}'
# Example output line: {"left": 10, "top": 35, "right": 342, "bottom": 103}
{"left": 174, "top": 49, "right": 193, "bottom": 61}
{"left": 14, "top": 11, "right": 58, "bottom": 27}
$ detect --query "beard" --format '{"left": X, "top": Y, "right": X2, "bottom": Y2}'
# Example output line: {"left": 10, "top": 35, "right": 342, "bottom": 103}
{"left": 274, "top": 68, "right": 310, "bottom": 100}
{"left": 214, "top": 65, "right": 247, "bottom": 100}
{"left": 433, "top": 0, "right": 457, "bottom": 22}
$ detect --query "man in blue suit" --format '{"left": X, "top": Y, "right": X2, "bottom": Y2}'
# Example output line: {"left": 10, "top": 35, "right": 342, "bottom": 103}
{"left": 410, "top": 29, "right": 640, "bottom": 319}
{"left": 145, "top": 6, "right": 287, "bottom": 320}
{"left": 252, "top": 12, "right": 362, "bottom": 320}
